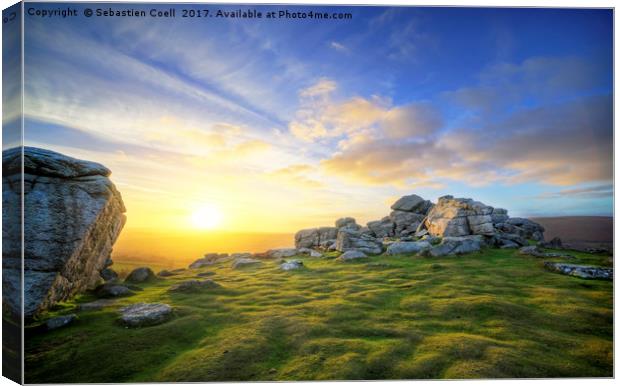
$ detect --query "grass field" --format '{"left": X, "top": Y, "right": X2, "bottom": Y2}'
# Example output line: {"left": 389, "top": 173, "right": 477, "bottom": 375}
{"left": 25, "top": 247, "right": 613, "bottom": 382}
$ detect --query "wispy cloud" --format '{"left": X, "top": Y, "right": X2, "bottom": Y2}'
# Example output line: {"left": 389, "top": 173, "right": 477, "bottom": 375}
{"left": 329, "top": 41, "right": 349, "bottom": 52}
{"left": 536, "top": 184, "right": 613, "bottom": 199}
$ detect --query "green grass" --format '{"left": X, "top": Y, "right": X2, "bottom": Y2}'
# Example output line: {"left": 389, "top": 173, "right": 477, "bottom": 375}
{"left": 24, "top": 247, "right": 613, "bottom": 382}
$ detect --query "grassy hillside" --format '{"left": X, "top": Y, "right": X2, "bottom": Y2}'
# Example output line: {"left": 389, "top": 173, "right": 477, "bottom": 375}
{"left": 25, "top": 248, "right": 612, "bottom": 382}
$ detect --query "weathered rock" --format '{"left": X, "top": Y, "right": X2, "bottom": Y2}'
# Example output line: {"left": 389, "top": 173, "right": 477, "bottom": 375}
{"left": 295, "top": 227, "right": 338, "bottom": 249}
{"left": 335, "top": 217, "right": 359, "bottom": 229}
{"left": 390, "top": 194, "right": 425, "bottom": 211}
{"left": 421, "top": 235, "right": 441, "bottom": 244}
{"left": 539, "top": 237, "right": 563, "bottom": 249}
{"left": 390, "top": 194, "right": 434, "bottom": 214}
{"left": 157, "top": 270, "right": 178, "bottom": 277}
{"left": 429, "top": 235, "right": 483, "bottom": 257}
{"left": 169, "top": 279, "right": 221, "bottom": 292}
{"left": 298, "top": 248, "right": 322, "bottom": 257}
{"left": 96, "top": 283, "right": 133, "bottom": 298}
{"left": 46, "top": 314, "right": 76, "bottom": 331}
{"left": 78, "top": 299, "right": 117, "bottom": 311}
{"left": 232, "top": 258, "right": 262, "bottom": 269}
{"left": 505, "top": 218, "right": 545, "bottom": 241}
{"left": 491, "top": 208, "right": 509, "bottom": 224}
{"left": 544, "top": 262, "right": 612, "bottom": 280}
{"left": 100, "top": 268, "right": 118, "bottom": 282}
{"left": 389, "top": 211, "right": 426, "bottom": 236}
{"left": 124, "top": 267, "right": 155, "bottom": 283}
{"left": 338, "top": 250, "right": 368, "bottom": 261}
{"left": 425, "top": 196, "right": 494, "bottom": 237}
{"left": 367, "top": 217, "right": 395, "bottom": 238}
{"left": 118, "top": 303, "right": 173, "bottom": 327}
{"left": 230, "top": 253, "right": 253, "bottom": 259}
{"left": 189, "top": 253, "right": 229, "bottom": 269}
{"left": 385, "top": 241, "right": 432, "bottom": 256}
{"left": 266, "top": 248, "right": 298, "bottom": 259}
{"left": 2, "top": 147, "right": 126, "bottom": 318}
{"left": 294, "top": 228, "right": 319, "bottom": 249}
{"left": 280, "top": 260, "right": 304, "bottom": 271}
{"left": 335, "top": 228, "right": 383, "bottom": 255}
{"left": 519, "top": 245, "right": 574, "bottom": 259}
{"left": 490, "top": 208, "right": 509, "bottom": 224}
{"left": 495, "top": 233, "right": 528, "bottom": 248}
{"left": 415, "top": 228, "right": 429, "bottom": 238}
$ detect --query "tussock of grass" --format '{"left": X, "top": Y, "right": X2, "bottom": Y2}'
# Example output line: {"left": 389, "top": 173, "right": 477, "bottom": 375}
{"left": 25, "top": 248, "right": 612, "bottom": 382}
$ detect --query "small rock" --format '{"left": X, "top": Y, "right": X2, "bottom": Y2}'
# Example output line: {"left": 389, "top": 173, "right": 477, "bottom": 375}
{"left": 171, "top": 268, "right": 186, "bottom": 273}
{"left": 118, "top": 303, "right": 173, "bottom": 327}
{"left": 280, "top": 260, "right": 304, "bottom": 271}
{"left": 266, "top": 248, "right": 298, "bottom": 259}
{"left": 189, "top": 254, "right": 229, "bottom": 269}
{"left": 46, "top": 314, "right": 76, "bottom": 330}
{"left": 298, "top": 248, "right": 323, "bottom": 258}
{"left": 232, "top": 258, "right": 262, "bottom": 269}
{"left": 96, "top": 283, "right": 133, "bottom": 298}
{"left": 519, "top": 246, "right": 541, "bottom": 256}
{"left": 544, "top": 262, "right": 613, "bottom": 280}
{"left": 169, "top": 279, "right": 221, "bottom": 292}
{"left": 539, "top": 237, "right": 563, "bottom": 249}
{"left": 100, "top": 268, "right": 118, "bottom": 282}
{"left": 519, "top": 245, "right": 574, "bottom": 259}
{"left": 385, "top": 241, "right": 431, "bottom": 255}
{"left": 124, "top": 267, "right": 156, "bottom": 283}
{"left": 338, "top": 250, "right": 368, "bottom": 261}
{"left": 157, "top": 270, "right": 179, "bottom": 277}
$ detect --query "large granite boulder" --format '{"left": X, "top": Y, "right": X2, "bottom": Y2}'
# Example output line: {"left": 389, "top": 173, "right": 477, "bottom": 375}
{"left": 429, "top": 235, "right": 484, "bottom": 257}
{"left": 424, "top": 196, "right": 495, "bottom": 237}
{"left": 390, "top": 194, "right": 433, "bottom": 214}
{"left": 367, "top": 217, "right": 395, "bottom": 238}
{"left": 3, "top": 147, "right": 126, "bottom": 318}
{"left": 389, "top": 210, "right": 426, "bottom": 236}
{"left": 294, "top": 226, "right": 338, "bottom": 249}
{"left": 385, "top": 241, "right": 432, "bottom": 256}
{"left": 335, "top": 228, "right": 383, "bottom": 255}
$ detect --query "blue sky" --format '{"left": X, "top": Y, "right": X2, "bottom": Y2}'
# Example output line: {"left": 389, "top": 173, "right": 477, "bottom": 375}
{"left": 20, "top": 4, "right": 613, "bottom": 231}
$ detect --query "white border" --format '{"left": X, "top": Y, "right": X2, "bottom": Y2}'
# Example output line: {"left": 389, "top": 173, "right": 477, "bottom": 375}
{"left": 0, "top": 1, "right": 616, "bottom": 386}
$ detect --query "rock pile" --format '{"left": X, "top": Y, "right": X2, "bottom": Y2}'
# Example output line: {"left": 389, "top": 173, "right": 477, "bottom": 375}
{"left": 294, "top": 193, "right": 546, "bottom": 258}
{"left": 2, "top": 147, "right": 126, "bottom": 318}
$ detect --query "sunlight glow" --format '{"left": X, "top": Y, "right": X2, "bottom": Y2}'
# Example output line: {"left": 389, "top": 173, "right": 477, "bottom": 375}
{"left": 190, "top": 204, "right": 223, "bottom": 230}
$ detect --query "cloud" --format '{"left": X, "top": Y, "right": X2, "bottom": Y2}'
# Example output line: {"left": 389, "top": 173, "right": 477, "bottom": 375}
{"left": 290, "top": 83, "right": 442, "bottom": 144}
{"left": 536, "top": 184, "right": 613, "bottom": 199}
{"left": 299, "top": 78, "right": 338, "bottom": 98}
{"left": 267, "top": 164, "right": 324, "bottom": 189}
{"left": 329, "top": 41, "right": 348, "bottom": 52}
{"left": 319, "top": 93, "right": 611, "bottom": 189}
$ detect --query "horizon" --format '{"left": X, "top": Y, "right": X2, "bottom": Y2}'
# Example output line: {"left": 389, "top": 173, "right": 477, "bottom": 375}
{"left": 9, "top": 4, "right": 613, "bottom": 241}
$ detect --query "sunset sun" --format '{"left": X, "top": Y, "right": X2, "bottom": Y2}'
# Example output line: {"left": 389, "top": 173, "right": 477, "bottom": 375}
{"left": 190, "top": 204, "right": 223, "bottom": 230}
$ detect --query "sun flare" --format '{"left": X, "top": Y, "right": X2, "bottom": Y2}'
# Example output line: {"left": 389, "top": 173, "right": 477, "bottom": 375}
{"left": 190, "top": 204, "right": 223, "bottom": 230}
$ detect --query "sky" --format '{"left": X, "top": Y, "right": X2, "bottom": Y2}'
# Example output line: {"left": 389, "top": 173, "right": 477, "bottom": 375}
{"left": 18, "top": 4, "right": 613, "bottom": 235}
